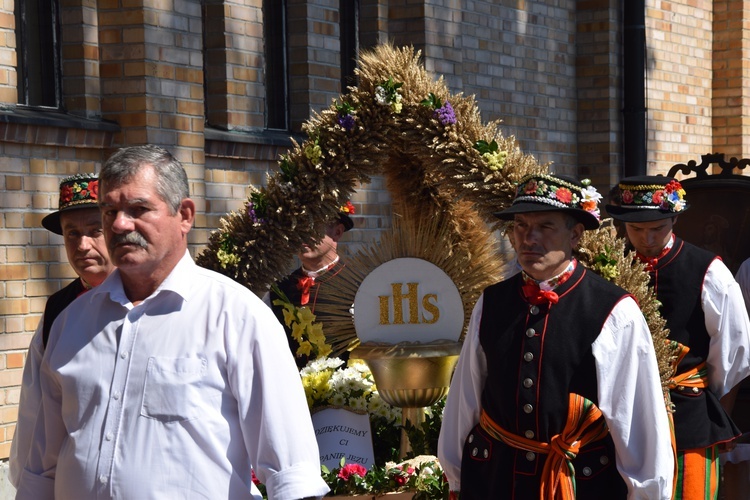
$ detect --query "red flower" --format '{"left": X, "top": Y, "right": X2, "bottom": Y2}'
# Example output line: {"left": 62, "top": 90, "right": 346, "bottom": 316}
{"left": 394, "top": 475, "right": 407, "bottom": 486}
{"left": 60, "top": 184, "right": 74, "bottom": 203}
{"left": 89, "top": 180, "right": 99, "bottom": 199}
{"left": 621, "top": 190, "right": 634, "bottom": 204}
{"left": 524, "top": 180, "right": 538, "bottom": 194}
{"left": 664, "top": 180, "right": 682, "bottom": 194}
{"left": 340, "top": 200, "right": 356, "bottom": 214}
{"left": 555, "top": 187, "right": 573, "bottom": 204}
{"left": 337, "top": 463, "right": 367, "bottom": 481}
{"left": 652, "top": 189, "right": 664, "bottom": 204}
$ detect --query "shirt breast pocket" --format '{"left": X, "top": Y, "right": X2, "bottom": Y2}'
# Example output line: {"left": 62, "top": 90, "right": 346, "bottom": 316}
{"left": 141, "top": 356, "right": 207, "bottom": 422}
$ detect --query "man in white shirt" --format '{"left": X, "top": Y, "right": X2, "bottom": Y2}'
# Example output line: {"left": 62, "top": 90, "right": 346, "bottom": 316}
{"left": 10, "top": 173, "right": 114, "bottom": 487}
{"left": 16, "top": 145, "right": 329, "bottom": 499}
{"left": 607, "top": 175, "right": 750, "bottom": 499}
{"left": 438, "top": 173, "right": 674, "bottom": 499}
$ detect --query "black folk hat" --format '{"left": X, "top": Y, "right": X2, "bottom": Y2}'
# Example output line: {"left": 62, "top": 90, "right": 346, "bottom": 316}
{"left": 605, "top": 175, "right": 689, "bottom": 223}
{"left": 495, "top": 173, "right": 602, "bottom": 230}
{"left": 42, "top": 173, "right": 100, "bottom": 235}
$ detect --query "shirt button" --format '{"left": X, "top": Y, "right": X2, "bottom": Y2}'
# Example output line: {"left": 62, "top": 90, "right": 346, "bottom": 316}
{"left": 99, "top": 475, "right": 108, "bottom": 484}
{"left": 582, "top": 467, "right": 592, "bottom": 476}
{"left": 523, "top": 378, "right": 534, "bottom": 388}
{"left": 524, "top": 352, "right": 534, "bottom": 362}
{"left": 525, "top": 430, "right": 535, "bottom": 439}
{"left": 471, "top": 447, "right": 478, "bottom": 457}
{"left": 525, "top": 328, "right": 535, "bottom": 338}
{"left": 120, "top": 351, "right": 129, "bottom": 359}
{"left": 530, "top": 305, "right": 539, "bottom": 315}
{"left": 113, "top": 391, "right": 121, "bottom": 400}
{"left": 468, "top": 434, "right": 474, "bottom": 444}
{"left": 105, "top": 432, "right": 114, "bottom": 441}
{"left": 523, "top": 404, "right": 533, "bottom": 414}
{"left": 526, "top": 452, "right": 536, "bottom": 461}
{"left": 483, "top": 449, "right": 489, "bottom": 458}
{"left": 600, "top": 455, "right": 609, "bottom": 465}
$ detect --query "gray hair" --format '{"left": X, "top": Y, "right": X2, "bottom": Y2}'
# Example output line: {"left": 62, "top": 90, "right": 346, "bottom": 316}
{"left": 100, "top": 145, "right": 189, "bottom": 214}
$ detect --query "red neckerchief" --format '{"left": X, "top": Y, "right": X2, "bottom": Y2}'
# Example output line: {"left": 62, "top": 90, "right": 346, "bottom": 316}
{"left": 296, "top": 276, "right": 316, "bottom": 305}
{"left": 635, "top": 234, "right": 674, "bottom": 272}
{"left": 296, "top": 259, "right": 339, "bottom": 306}
{"left": 521, "top": 260, "right": 576, "bottom": 305}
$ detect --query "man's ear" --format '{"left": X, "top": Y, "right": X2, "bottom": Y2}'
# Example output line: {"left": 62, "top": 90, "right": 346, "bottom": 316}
{"left": 570, "top": 222, "right": 584, "bottom": 247}
{"left": 328, "top": 222, "right": 346, "bottom": 242}
{"left": 179, "top": 198, "right": 196, "bottom": 234}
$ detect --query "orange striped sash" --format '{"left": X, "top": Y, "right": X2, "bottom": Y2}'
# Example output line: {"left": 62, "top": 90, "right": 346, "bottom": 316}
{"left": 479, "top": 393, "right": 609, "bottom": 500}
{"left": 665, "top": 341, "right": 710, "bottom": 499}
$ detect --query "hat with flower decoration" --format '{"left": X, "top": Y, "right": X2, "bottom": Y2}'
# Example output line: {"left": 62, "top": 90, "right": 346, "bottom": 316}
{"left": 42, "top": 173, "right": 100, "bottom": 235}
{"left": 494, "top": 173, "right": 602, "bottom": 230}
{"left": 605, "top": 175, "right": 689, "bottom": 222}
{"left": 337, "top": 200, "right": 356, "bottom": 231}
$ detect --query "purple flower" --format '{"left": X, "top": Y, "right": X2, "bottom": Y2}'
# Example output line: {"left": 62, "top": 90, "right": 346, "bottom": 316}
{"left": 246, "top": 202, "right": 263, "bottom": 224}
{"left": 434, "top": 101, "right": 456, "bottom": 125}
{"left": 337, "top": 113, "right": 355, "bottom": 131}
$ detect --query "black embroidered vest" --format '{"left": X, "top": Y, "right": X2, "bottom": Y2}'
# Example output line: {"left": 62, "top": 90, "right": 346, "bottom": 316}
{"left": 478, "top": 264, "right": 626, "bottom": 442}
{"left": 42, "top": 278, "right": 86, "bottom": 349}
{"left": 649, "top": 238, "right": 740, "bottom": 449}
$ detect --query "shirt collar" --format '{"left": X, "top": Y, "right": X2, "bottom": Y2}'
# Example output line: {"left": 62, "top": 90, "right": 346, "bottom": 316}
{"left": 92, "top": 250, "right": 194, "bottom": 307}
{"left": 522, "top": 259, "right": 577, "bottom": 292}
{"left": 301, "top": 255, "right": 340, "bottom": 278}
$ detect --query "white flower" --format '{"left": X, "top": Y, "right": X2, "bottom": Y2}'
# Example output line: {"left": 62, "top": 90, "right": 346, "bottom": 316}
{"left": 331, "top": 392, "right": 346, "bottom": 406}
{"left": 349, "top": 397, "right": 367, "bottom": 411}
{"left": 581, "top": 185, "right": 602, "bottom": 202}
{"left": 375, "top": 86, "right": 388, "bottom": 105}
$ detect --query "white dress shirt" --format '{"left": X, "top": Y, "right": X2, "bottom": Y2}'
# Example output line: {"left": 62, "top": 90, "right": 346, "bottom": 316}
{"left": 702, "top": 259, "right": 750, "bottom": 398}
{"left": 9, "top": 322, "right": 44, "bottom": 488}
{"left": 16, "top": 252, "right": 329, "bottom": 500}
{"left": 736, "top": 257, "right": 750, "bottom": 313}
{"left": 437, "top": 292, "right": 674, "bottom": 499}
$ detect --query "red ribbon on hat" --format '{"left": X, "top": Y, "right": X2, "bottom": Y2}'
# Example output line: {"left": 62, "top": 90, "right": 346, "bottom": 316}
{"left": 522, "top": 283, "right": 559, "bottom": 305}
{"left": 297, "top": 276, "right": 316, "bottom": 306}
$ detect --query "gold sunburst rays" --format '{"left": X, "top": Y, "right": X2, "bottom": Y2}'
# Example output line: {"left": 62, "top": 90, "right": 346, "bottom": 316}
{"left": 314, "top": 206, "right": 510, "bottom": 356}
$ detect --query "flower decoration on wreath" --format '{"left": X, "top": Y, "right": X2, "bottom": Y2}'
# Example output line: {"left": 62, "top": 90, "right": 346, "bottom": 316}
{"left": 196, "top": 43, "right": 675, "bottom": 391}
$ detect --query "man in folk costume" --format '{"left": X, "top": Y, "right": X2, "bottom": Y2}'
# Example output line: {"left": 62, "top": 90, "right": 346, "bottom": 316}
{"left": 438, "top": 173, "right": 674, "bottom": 499}
{"left": 267, "top": 201, "right": 355, "bottom": 368}
{"left": 10, "top": 174, "right": 115, "bottom": 486}
{"left": 607, "top": 175, "right": 750, "bottom": 499}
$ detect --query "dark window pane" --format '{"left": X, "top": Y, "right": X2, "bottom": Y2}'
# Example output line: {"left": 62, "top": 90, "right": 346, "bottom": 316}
{"left": 263, "top": 0, "right": 288, "bottom": 130}
{"left": 340, "top": 0, "right": 359, "bottom": 93}
{"left": 15, "top": 0, "right": 62, "bottom": 108}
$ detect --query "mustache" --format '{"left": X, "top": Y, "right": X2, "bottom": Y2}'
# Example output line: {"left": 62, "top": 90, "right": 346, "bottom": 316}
{"left": 109, "top": 231, "right": 148, "bottom": 249}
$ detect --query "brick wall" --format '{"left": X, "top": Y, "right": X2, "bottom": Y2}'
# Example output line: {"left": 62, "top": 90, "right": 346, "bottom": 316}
{"left": 712, "top": 0, "right": 750, "bottom": 163}
{"left": 645, "top": 0, "right": 713, "bottom": 172}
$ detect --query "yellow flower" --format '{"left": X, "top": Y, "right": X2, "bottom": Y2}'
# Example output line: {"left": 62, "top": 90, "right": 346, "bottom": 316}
{"left": 281, "top": 306, "right": 296, "bottom": 328}
{"left": 297, "top": 340, "right": 313, "bottom": 357}
{"left": 216, "top": 249, "right": 240, "bottom": 269}
{"left": 483, "top": 150, "right": 508, "bottom": 171}
{"left": 391, "top": 101, "right": 403, "bottom": 114}
{"left": 317, "top": 344, "right": 333, "bottom": 359}
{"left": 304, "top": 144, "right": 322, "bottom": 164}
{"left": 291, "top": 321, "right": 306, "bottom": 342}
{"left": 297, "top": 306, "right": 317, "bottom": 327}
{"left": 308, "top": 322, "right": 325, "bottom": 344}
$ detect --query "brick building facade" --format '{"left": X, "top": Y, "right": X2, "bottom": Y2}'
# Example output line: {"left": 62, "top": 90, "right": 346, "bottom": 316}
{"left": 0, "top": 0, "right": 747, "bottom": 459}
